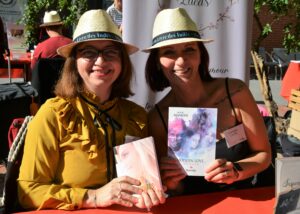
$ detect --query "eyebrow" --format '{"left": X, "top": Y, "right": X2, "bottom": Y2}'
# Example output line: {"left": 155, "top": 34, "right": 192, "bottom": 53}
{"left": 78, "top": 44, "right": 119, "bottom": 50}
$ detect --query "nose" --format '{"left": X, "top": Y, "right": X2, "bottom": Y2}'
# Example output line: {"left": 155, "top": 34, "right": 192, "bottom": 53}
{"left": 94, "top": 53, "right": 105, "bottom": 64}
{"left": 175, "top": 55, "right": 185, "bottom": 66}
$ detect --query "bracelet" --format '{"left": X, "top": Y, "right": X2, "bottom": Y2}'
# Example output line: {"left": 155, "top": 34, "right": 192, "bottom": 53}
{"left": 93, "top": 191, "right": 97, "bottom": 208}
{"left": 232, "top": 167, "right": 240, "bottom": 179}
{"left": 232, "top": 162, "right": 243, "bottom": 180}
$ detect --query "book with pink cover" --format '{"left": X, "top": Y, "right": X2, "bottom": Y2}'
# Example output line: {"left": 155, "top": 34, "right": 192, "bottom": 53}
{"left": 114, "top": 136, "right": 163, "bottom": 192}
{"left": 168, "top": 107, "right": 217, "bottom": 176}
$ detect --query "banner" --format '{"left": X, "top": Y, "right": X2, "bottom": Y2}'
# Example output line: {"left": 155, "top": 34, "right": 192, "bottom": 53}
{"left": 123, "top": 0, "right": 254, "bottom": 109}
{"left": 0, "top": 0, "right": 26, "bottom": 23}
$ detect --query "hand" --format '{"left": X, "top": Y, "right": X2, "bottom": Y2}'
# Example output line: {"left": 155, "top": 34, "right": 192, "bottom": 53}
{"left": 204, "top": 159, "right": 239, "bottom": 184}
{"left": 160, "top": 156, "right": 186, "bottom": 191}
{"left": 95, "top": 176, "right": 143, "bottom": 207}
{"left": 134, "top": 187, "right": 166, "bottom": 210}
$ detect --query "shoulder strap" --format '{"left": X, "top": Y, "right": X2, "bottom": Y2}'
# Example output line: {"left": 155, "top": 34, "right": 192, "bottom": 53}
{"left": 225, "top": 78, "right": 239, "bottom": 124}
{"left": 155, "top": 104, "right": 168, "bottom": 133}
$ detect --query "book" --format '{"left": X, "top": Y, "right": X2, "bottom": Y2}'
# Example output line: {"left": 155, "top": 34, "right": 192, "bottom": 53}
{"left": 275, "top": 157, "right": 300, "bottom": 213}
{"left": 114, "top": 136, "right": 163, "bottom": 192}
{"left": 168, "top": 107, "right": 217, "bottom": 176}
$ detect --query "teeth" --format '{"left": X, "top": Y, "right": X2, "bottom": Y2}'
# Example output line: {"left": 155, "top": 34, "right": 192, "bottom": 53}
{"left": 173, "top": 68, "right": 189, "bottom": 73}
{"left": 94, "top": 69, "right": 111, "bottom": 74}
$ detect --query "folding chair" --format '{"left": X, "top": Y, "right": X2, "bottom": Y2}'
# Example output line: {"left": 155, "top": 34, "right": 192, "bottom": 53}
{"left": 272, "top": 48, "right": 293, "bottom": 79}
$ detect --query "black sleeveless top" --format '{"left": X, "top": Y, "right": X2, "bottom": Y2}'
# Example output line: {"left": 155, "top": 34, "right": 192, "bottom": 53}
{"left": 155, "top": 78, "right": 253, "bottom": 194}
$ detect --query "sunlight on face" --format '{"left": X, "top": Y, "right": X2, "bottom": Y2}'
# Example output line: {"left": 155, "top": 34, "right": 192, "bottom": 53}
{"left": 158, "top": 42, "right": 201, "bottom": 83}
{"left": 76, "top": 40, "right": 122, "bottom": 95}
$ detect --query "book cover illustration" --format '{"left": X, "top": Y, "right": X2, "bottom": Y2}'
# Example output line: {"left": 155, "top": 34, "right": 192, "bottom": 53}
{"left": 275, "top": 157, "right": 300, "bottom": 214}
{"left": 114, "top": 136, "right": 163, "bottom": 192}
{"left": 168, "top": 107, "right": 217, "bottom": 176}
{"left": 276, "top": 157, "right": 300, "bottom": 196}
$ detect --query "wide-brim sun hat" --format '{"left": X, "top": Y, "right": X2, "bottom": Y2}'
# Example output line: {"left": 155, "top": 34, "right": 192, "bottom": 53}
{"left": 143, "top": 7, "right": 213, "bottom": 52}
{"left": 57, "top": 9, "right": 138, "bottom": 57}
{"left": 40, "top": 11, "right": 63, "bottom": 27}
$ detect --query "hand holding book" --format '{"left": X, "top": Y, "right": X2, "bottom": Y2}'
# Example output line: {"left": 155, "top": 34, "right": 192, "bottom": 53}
{"left": 114, "top": 136, "right": 166, "bottom": 210}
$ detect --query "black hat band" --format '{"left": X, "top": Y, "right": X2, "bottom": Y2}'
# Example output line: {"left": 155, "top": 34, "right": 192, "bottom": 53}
{"left": 152, "top": 30, "right": 200, "bottom": 46}
{"left": 74, "top": 31, "right": 123, "bottom": 43}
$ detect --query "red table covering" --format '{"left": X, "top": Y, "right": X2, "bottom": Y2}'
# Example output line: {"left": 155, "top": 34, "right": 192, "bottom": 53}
{"left": 15, "top": 186, "right": 275, "bottom": 214}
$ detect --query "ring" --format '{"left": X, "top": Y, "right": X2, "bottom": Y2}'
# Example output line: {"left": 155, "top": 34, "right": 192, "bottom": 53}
{"left": 117, "top": 182, "right": 122, "bottom": 199}
{"left": 224, "top": 170, "right": 229, "bottom": 177}
{"left": 117, "top": 191, "right": 122, "bottom": 199}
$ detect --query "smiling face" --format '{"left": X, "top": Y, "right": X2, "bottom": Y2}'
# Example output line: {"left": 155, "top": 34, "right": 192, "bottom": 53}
{"left": 75, "top": 40, "right": 122, "bottom": 98}
{"left": 158, "top": 42, "right": 201, "bottom": 85}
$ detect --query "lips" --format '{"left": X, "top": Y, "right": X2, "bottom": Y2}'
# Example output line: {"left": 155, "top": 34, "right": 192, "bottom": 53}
{"left": 92, "top": 69, "right": 112, "bottom": 75}
{"left": 172, "top": 67, "right": 191, "bottom": 74}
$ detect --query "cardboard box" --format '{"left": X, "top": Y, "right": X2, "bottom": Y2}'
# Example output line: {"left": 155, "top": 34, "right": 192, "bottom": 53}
{"left": 289, "top": 89, "right": 300, "bottom": 111}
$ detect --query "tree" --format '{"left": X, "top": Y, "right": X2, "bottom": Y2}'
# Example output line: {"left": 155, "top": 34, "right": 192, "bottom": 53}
{"left": 20, "top": 0, "right": 88, "bottom": 47}
{"left": 253, "top": 0, "right": 300, "bottom": 53}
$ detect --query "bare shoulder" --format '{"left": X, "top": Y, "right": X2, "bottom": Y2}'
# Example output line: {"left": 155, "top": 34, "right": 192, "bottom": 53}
{"left": 226, "top": 78, "right": 257, "bottom": 109}
{"left": 225, "top": 78, "right": 251, "bottom": 98}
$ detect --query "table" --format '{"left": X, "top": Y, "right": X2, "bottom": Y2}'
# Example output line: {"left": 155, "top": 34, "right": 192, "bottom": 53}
{"left": 281, "top": 60, "right": 300, "bottom": 101}
{"left": 3, "top": 53, "right": 31, "bottom": 81}
{"left": 15, "top": 186, "right": 275, "bottom": 214}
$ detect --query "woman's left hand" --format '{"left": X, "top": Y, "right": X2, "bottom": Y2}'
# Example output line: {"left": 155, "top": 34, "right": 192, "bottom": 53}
{"left": 134, "top": 187, "right": 166, "bottom": 210}
{"left": 204, "top": 159, "right": 239, "bottom": 184}
{"left": 160, "top": 156, "right": 187, "bottom": 191}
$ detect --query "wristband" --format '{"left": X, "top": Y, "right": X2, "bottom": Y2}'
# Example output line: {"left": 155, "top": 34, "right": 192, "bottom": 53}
{"left": 233, "top": 162, "right": 243, "bottom": 171}
{"left": 232, "top": 162, "right": 242, "bottom": 180}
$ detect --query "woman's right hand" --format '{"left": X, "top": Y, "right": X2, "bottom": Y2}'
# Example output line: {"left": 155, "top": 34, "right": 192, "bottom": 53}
{"left": 159, "top": 156, "right": 186, "bottom": 191}
{"left": 87, "top": 176, "right": 143, "bottom": 208}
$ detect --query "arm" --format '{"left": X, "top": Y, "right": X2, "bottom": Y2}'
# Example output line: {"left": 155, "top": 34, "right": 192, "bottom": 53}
{"left": 205, "top": 79, "right": 271, "bottom": 184}
{"left": 148, "top": 108, "right": 186, "bottom": 195}
{"left": 18, "top": 104, "right": 87, "bottom": 210}
{"left": 18, "top": 99, "right": 149, "bottom": 210}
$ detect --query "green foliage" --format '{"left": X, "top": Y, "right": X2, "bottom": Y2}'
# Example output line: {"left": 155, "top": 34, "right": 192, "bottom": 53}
{"left": 253, "top": 0, "right": 300, "bottom": 53}
{"left": 20, "top": 0, "right": 88, "bottom": 47}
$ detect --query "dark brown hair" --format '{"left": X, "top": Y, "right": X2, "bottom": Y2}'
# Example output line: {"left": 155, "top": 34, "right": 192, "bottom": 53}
{"left": 54, "top": 42, "right": 134, "bottom": 99}
{"left": 145, "top": 42, "right": 213, "bottom": 92}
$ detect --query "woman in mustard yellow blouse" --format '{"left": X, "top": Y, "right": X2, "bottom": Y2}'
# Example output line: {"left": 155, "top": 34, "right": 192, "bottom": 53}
{"left": 17, "top": 10, "right": 165, "bottom": 211}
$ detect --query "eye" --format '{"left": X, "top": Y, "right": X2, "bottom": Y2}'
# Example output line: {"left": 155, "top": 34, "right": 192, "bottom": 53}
{"left": 184, "top": 47, "right": 197, "bottom": 54}
{"left": 160, "top": 49, "right": 176, "bottom": 57}
{"left": 120, "top": 151, "right": 129, "bottom": 159}
{"left": 103, "top": 48, "right": 120, "bottom": 58}
{"left": 79, "top": 48, "right": 98, "bottom": 59}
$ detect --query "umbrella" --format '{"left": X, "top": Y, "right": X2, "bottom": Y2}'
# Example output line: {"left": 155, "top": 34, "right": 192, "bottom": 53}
{"left": 280, "top": 60, "right": 300, "bottom": 101}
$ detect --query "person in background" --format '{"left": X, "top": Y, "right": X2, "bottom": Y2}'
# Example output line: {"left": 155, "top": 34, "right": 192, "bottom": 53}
{"left": 30, "top": 10, "right": 72, "bottom": 71}
{"left": 106, "top": 0, "right": 123, "bottom": 33}
{"left": 144, "top": 8, "right": 271, "bottom": 195}
{"left": 18, "top": 9, "right": 165, "bottom": 211}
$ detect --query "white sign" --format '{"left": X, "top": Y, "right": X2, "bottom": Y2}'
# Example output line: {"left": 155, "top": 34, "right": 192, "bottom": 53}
{"left": 123, "top": 0, "right": 254, "bottom": 109}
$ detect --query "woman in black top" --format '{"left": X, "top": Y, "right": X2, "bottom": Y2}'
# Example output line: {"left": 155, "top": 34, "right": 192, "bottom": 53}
{"left": 144, "top": 8, "right": 271, "bottom": 195}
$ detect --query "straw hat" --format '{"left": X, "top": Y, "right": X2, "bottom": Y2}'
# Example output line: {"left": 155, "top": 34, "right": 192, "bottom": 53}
{"left": 143, "top": 7, "right": 213, "bottom": 52}
{"left": 40, "top": 11, "right": 63, "bottom": 27}
{"left": 57, "top": 9, "right": 138, "bottom": 57}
